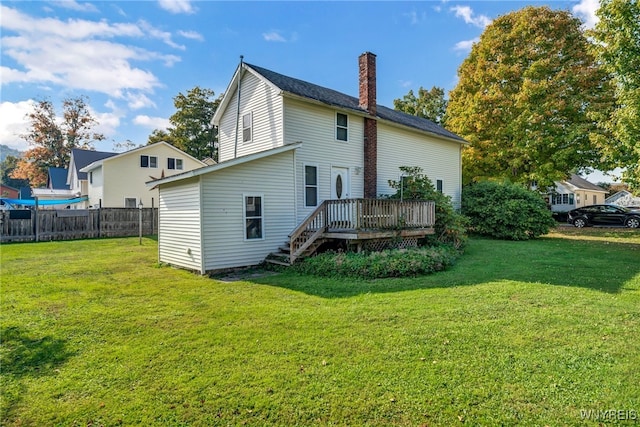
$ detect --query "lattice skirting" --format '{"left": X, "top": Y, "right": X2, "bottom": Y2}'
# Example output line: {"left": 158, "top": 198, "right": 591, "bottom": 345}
{"left": 362, "top": 237, "right": 419, "bottom": 252}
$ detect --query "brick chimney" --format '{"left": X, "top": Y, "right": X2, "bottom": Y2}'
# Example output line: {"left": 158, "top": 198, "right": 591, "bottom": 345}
{"left": 359, "top": 52, "right": 377, "bottom": 198}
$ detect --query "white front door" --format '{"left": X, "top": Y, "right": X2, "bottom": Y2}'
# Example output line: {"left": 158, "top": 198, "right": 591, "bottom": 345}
{"left": 329, "top": 166, "right": 353, "bottom": 228}
{"left": 330, "top": 166, "right": 350, "bottom": 200}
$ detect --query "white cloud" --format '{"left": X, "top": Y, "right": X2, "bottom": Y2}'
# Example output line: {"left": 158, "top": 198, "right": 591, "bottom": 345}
{"left": 0, "top": 100, "right": 35, "bottom": 151}
{"left": 399, "top": 80, "right": 413, "bottom": 88}
{"left": 133, "top": 115, "right": 171, "bottom": 131}
{"left": 451, "top": 5, "right": 492, "bottom": 28}
{"left": 126, "top": 92, "right": 157, "bottom": 110}
{"left": 263, "top": 31, "right": 287, "bottom": 42}
{"left": 453, "top": 38, "right": 478, "bottom": 52}
{"left": 572, "top": 0, "right": 600, "bottom": 29}
{"left": 0, "top": 5, "right": 182, "bottom": 96}
{"left": 52, "top": 1, "right": 100, "bottom": 13}
{"left": 178, "top": 30, "right": 204, "bottom": 41}
{"left": 158, "top": 0, "right": 195, "bottom": 15}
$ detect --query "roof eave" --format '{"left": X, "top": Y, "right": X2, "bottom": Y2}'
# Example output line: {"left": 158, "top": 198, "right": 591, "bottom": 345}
{"left": 147, "top": 142, "right": 302, "bottom": 187}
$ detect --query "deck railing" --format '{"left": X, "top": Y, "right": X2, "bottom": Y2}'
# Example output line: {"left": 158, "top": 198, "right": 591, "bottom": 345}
{"left": 289, "top": 198, "right": 435, "bottom": 262}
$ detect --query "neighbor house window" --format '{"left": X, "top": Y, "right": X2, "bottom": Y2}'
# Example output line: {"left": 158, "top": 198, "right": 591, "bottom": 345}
{"left": 593, "top": 195, "right": 597, "bottom": 204}
{"left": 436, "top": 179, "right": 443, "bottom": 193}
{"left": 167, "top": 158, "right": 183, "bottom": 170}
{"left": 562, "top": 194, "right": 569, "bottom": 204}
{"left": 305, "top": 165, "right": 318, "bottom": 207}
{"left": 244, "top": 195, "right": 263, "bottom": 240}
{"left": 243, "top": 112, "right": 252, "bottom": 143}
{"left": 336, "top": 113, "right": 348, "bottom": 141}
{"left": 124, "top": 198, "right": 137, "bottom": 208}
{"left": 140, "top": 155, "right": 157, "bottom": 168}
{"left": 89, "top": 172, "right": 93, "bottom": 184}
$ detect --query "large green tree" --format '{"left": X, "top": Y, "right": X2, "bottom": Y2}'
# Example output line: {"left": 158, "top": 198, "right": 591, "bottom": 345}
{"left": 11, "top": 96, "right": 105, "bottom": 187}
{"left": 393, "top": 86, "right": 447, "bottom": 125}
{"left": 149, "top": 87, "right": 221, "bottom": 161}
{"left": 447, "top": 6, "right": 615, "bottom": 187}
{"left": 591, "top": 0, "right": 640, "bottom": 192}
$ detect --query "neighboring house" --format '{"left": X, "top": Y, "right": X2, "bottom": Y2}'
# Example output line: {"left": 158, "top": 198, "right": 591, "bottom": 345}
{"left": 549, "top": 174, "right": 608, "bottom": 212}
{"left": 80, "top": 142, "right": 205, "bottom": 208}
{"left": 0, "top": 184, "right": 19, "bottom": 198}
{"left": 151, "top": 53, "right": 467, "bottom": 274}
{"left": 606, "top": 190, "right": 640, "bottom": 208}
{"left": 32, "top": 167, "right": 75, "bottom": 207}
{"left": 68, "top": 149, "right": 118, "bottom": 208}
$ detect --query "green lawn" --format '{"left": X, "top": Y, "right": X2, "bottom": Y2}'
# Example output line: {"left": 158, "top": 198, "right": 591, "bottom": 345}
{"left": 1, "top": 229, "right": 639, "bottom": 426}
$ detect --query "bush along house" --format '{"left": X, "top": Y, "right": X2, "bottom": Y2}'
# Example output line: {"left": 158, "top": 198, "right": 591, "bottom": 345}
{"left": 149, "top": 52, "right": 467, "bottom": 274}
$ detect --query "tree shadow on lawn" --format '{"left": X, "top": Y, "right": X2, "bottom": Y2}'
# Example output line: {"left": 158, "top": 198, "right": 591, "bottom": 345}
{"left": 1, "top": 325, "right": 75, "bottom": 421}
{"left": 253, "top": 237, "right": 640, "bottom": 298}
{"left": 1, "top": 325, "right": 75, "bottom": 377}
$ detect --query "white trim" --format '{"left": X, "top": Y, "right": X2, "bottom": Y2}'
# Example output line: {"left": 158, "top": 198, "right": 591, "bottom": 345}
{"left": 243, "top": 193, "right": 265, "bottom": 241}
{"left": 303, "top": 163, "right": 320, "bottom": 207}
{"left": 335, "top": 112, "right": 349, "bottom": 142}
{"left": 242, "top": 111, "right": 253, "bottom": 143}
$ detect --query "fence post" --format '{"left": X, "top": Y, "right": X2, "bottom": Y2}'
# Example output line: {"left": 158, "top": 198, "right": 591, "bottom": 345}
{"left": 98, "top": 199, "right": 102, "bottom": 238}
{"left": 151, "top": 198, "right": 154, "bottom": 235}
{"left": 138, "top": 200, "right": 143, "bottom": 244}
{"left": 34, "top": 197, "right": 39, "bottom": 242}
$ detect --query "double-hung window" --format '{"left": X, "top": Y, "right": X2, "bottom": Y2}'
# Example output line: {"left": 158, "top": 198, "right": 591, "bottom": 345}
{"left": 243, "top": 112, "right": 252, "bottom": 143}
{"left": 168, "top": 158, "right": 183, "bottom": 170}
{"left": 336, "top": 113, "right": 348, "bottom": 141}
{"left": 140, "top": 155, "right": 157, "bottom": 168}
{"left": 244, "top": 195, "right": 263, "bottom": 240}
{"left": 305, "top": 165, "right": 318, "bottom": 207}
{"left": 436, "top": 179, "right": 443, "bottom": 193}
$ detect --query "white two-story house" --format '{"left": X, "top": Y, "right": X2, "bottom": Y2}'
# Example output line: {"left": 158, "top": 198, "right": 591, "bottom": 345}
{"left": 76, "top": 142, "right": 205, "bottom": 208}
{"left": 151, "top": 53, "right": 467, "bottom": 273}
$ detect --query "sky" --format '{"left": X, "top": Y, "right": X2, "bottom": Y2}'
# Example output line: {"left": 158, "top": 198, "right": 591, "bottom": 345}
{"left": 2, "top": 0, "right": 615, "bottom": 181}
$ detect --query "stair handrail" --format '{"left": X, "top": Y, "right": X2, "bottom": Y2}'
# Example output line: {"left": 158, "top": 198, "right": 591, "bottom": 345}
{"left": 289, "top": 201, "right": 328, "bottom": 263}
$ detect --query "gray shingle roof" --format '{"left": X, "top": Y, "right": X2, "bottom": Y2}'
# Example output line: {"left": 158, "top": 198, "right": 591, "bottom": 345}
{"left": 245, "top": 63, "right": 466, "bottom": 143}
{"left": 71, "top": 149, "right": 117, "bottom": 180}
{"left": 47, "top": 167, "right": 70, "bottom": 190}
{"left": 566, "top": 174, "right": 607, "bottom": 192}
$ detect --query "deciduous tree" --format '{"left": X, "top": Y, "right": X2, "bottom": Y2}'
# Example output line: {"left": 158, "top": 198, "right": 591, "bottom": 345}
{"left": 11, "top": 96, "right": 105, "bottom": 187}
{"left": 393, "top": 86, "right": 447, "bottom": 125}
{"left": 590, "top": 0, "right": 640, "bottom": 192}
{"left": 447, "top": 6, "right": 615, "bottom": 187}
{"left": 149, "top": 87, "right": 221, "bottom": 160}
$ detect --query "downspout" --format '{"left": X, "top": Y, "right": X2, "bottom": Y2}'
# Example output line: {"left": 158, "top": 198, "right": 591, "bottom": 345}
{"left": 234, "top": 55, "right": 244, "bottom": 159}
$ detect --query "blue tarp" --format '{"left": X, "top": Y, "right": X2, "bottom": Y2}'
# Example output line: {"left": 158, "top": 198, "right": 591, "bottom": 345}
{"left": 0, "top": 196, "right": 88, "bottom": 207}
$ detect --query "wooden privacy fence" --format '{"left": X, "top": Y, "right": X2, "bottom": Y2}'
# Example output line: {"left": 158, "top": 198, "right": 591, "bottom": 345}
{"left": 0, "top": 208, "right": 158, "bottom": 243}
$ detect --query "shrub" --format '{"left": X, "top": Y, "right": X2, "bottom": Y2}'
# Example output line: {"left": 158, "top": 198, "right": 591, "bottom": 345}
{"left": 294, "top": 245, "right": 460, "bottom": 279}
{"left": 387, "top": 166, "right": 468, "bottom": 249}
{"left": 462, "top": 181, "right": 555, "bottom": 240}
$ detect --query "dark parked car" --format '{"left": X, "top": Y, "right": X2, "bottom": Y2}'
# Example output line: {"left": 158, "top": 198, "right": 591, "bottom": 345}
{"left": 567, "top": 204, "right": 640, "bottom": 228}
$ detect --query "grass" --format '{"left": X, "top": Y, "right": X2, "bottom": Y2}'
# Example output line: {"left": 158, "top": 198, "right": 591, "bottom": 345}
{"left": 1, "top": 228, "right": 639, "bottom": 426}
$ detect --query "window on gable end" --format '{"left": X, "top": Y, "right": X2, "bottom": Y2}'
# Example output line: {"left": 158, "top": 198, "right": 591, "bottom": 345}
{"left": 336, "top": 113, "right": 348, "bottom": 141}
{"left": 243, "top": 112, "right": 252, "bottom": 143}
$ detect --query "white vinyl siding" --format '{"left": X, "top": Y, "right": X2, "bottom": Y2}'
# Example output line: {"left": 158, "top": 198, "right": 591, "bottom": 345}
{"left": 158, "top": 178, "right": 203, "bottom": 273}
{"left": 376, "top": 123, "right": 462, "bottom": 207}
{"left": 217, "top": 71, "right": 284, "bottom": 162}
{"left": 200, "top": 150, "right": 295, "bottom": 271}
{"left": 283, "top": 99, "right": 365, "bottom": 223}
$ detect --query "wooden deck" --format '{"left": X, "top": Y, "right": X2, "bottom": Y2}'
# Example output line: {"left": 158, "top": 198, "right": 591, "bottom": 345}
{"left": 286, "top": 199, "right": 436, "bottom": 263}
